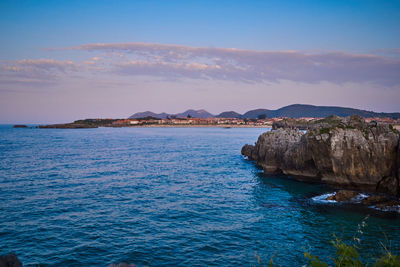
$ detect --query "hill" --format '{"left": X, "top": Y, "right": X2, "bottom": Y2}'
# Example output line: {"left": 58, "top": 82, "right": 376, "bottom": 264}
{"left": 129, "top": 111, "right": 169, "bottom": 119}
{"left": 129, "top": 109, "right": 214, "bottom": 119}
{"left": 175, "top": 109, "right": 214, "bottom": 118}
{"left": 267, "top": 104, "right": 400, "bottom": 119}
{"left": 129, "top": 104, "right": 400, "bottom": 120}
{"left": 242, "top": 109, "right": 271, "bottom": 119}
{"left": 241, "top": 104, "right": 400, "bottom": 119}
{"left": 216, "top": 111, "right": 242, "bottom": 118}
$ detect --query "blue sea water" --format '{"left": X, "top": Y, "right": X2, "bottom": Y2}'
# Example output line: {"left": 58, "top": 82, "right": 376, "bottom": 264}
{"left": 0, "top": 125, "right": 399, "bottom": 266}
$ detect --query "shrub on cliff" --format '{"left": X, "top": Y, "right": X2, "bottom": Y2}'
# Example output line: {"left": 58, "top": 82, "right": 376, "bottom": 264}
{"left": 303, "top": 238, "right": 399, "bottom": 267}
{"left": 302, "top": 217, "right": 400, "bottom": 267}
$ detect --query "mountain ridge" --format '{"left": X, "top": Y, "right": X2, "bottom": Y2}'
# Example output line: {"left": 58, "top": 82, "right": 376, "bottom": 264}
{"left": 129, "top": 104, "right": 400, "bottom": 119}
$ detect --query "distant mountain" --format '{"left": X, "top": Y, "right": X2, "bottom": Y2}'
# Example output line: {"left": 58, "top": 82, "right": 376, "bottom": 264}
{"left": 175, "top": 109, "right": 214, "bottom": 118}
{"left": 129, "top": 109, "right": 215, "bottom": 119}
{"left": 242, "top": 109, "right": 270, "bottom": 119}
{"left": 216, "top": 111, "right": 242, "bottom": 118}
{"left": 129, "top": 111, "right": 169, "bottom": 119}
{"left": 239, "top": 104, "right": 400, "bottom": 119}
{"left": 129, "top": 104, "right": 400, "bottom": 120}
{"left": 267, "top": 104, "right": 400, "bottom": 119}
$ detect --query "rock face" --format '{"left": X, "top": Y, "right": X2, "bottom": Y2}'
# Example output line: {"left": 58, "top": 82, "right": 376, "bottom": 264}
{"left": 242, "top": 115, "right": 400, "bottom": 196}
{"left": 272, "top": 118, "right": 311, "bottom": 130}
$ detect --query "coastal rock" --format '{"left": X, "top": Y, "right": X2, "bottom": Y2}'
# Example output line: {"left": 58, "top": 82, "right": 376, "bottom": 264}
{"left": 247, "top": 128, "right": 315, "bottom": 176}
{"left": 0, "top": 253, "right": 22, "bottom": 267}
{"left": 307, "top": 118, "right": 399, "bottom": 194}
{"left": 39, "top": 123, "right": 98, "bottom": 129}
{"left": 374, "top": 200, "right": 400, "bottom": 210}
{"left": 39, "top": 119, "right": 119, "bottom": 129}
{"left": 326, "top": 190, "right": 359, "bottom": 201}
{"left": 321, "top": 192, "right": 399, "bottom": 212}
{"left": 361, "top": 195, "right": 390, "bottom": 205}
{"left": 242, "top": 116, "right": 400, "bottom": 196}
{"left": 272, "top": 118, "right": 311, "bottom": 130}
{"left": 241, "top": 144, "right": 256, "bottom": 161}
{"left": 398, "top": 137, "right": 400, "bottom": 191}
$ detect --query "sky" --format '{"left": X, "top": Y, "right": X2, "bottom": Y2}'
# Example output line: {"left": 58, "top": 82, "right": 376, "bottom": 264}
{"left": 0, "top": 0, "right": 399, "bottom": 123}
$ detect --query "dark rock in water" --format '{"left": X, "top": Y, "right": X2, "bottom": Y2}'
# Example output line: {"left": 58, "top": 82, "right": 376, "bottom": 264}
{"left": 13, "top": 125, "right": 27, "bottom": 128}
{"left": 39, "top": 123, "right": 98, "bottom": 129}
{"left": 361, "top": 195, "right": 390, "bottom": 205}
{"left": 242, "top": 115, "right": 400, "bottom": 196}
{"left": 241, "top": 144, "right": 256, "bottom": 161}
{"left": 326, "top": 190, "right": 359, "bottom": 201}
{"left": 320, "top": 190, "right": 400, "bottom": 212}
{"left": 374, "top": 200, "right": 400, "bottom": 210}
{"left": 0, "top": 253, "right": 22, "bottom": 267}
{"left": 39, "top": 118, "right": 120, "bottom": 129}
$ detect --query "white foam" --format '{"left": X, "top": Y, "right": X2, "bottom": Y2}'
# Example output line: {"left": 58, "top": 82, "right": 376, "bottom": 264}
{"left": 352, "top": 193, "right": 369, "bottom": 203}
{"left": 312, "top": 192, "right": 337, "bottom": 203}
{"left": 370, "top": 205, "right": 400, "bottom": 213}
{"left": 312, "top": 192, "right": 369, "bottom": 204}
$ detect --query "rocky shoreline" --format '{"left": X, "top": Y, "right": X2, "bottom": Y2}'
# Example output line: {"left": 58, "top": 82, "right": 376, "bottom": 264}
{"left": 312, "top": 190, "right": 400, "bottom": 213}
{"left": 242, "top": 116, "right": 400, "bottom": 206}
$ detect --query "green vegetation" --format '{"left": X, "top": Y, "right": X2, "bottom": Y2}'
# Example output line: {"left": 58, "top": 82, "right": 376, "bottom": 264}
{"left": 260, "top": 237, "right": 400, "bottom": 267}
{"left": 260, "top": 217, "right": 400, "bottom": 267}
{"left": 303, "top": 216, "right": 400, "bottom": 267}
{"left": 388, "top": 124, "right": 399, "bottom": 134}
{"left": 304, "top": 252, "right": 328, "bottom": 267}
{"left": 302, "top": 237, "right": 400, "bottom": 267}
{"left": 257, "top": 114, "right": 267, "bottom": 119}
{"left": 319, "top": 128, "right": 331, "bottom": 135}
{"left": 374, "top": 253, "right": 400, "bottom": 266}
{"left": 314, "top": 115, "right": 342, "bottom": 125}
{"left": 137, "top": 116, "right": 161, "bottom": 121}
{"left": 73, "top": 118, "right": 118, "bottom": 126}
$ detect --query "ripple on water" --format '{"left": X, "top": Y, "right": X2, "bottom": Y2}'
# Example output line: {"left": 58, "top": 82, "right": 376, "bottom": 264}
{"left": 0, "top": 126, "right": 399, "bottom": 266}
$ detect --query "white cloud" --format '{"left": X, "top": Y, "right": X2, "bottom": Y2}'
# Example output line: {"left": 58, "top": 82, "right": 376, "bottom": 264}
{"left": 72, "top": 42, "right": 400, "bottom": 85}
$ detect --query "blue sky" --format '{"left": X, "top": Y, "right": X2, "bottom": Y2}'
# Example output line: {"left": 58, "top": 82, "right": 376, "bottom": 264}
{"left": 0, "top": 0, "right": 399, "bottom": 123}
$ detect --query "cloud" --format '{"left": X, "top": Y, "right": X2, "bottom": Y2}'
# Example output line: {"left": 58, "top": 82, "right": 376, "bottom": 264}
{"left": 72, "top": 42, "right": 400, "bottom": 86}
{"left": 0, "top": 58, "right": 77, "bottom": 86}
{"left": 15, "top": 59, "right": 75, "bottom": 71}
{"left": 2, "top": 44, "right": 399, "bottom": 87}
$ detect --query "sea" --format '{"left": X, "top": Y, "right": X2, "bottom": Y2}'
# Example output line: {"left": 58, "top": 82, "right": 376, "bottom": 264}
{"left": 0, "top": 125, "right": 399, "bottom": 266}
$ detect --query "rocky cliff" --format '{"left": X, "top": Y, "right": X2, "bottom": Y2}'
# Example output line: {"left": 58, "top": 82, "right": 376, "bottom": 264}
{"left": 242, "top": 115, "right": 400, "bottom": 196}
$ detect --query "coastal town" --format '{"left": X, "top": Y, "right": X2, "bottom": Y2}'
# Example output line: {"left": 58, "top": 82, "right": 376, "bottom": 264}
{"left": 112, "top": 117, "right": 276, "bottom": 127}
{"left": 111, "top": 116, "right": 400, "bottom": 127}
{"left": 33, "top": 115, "right": 400, "bottom": 129}
{"left": 29, "top": 104, "right": 400, "bottom": 129}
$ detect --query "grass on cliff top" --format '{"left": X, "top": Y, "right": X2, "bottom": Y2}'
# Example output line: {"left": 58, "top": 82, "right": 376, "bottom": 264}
{"left": 313, "top": 115, "right": 343, "bottom": 125}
